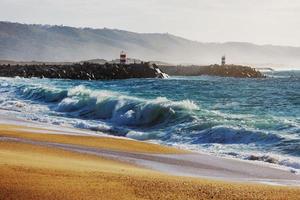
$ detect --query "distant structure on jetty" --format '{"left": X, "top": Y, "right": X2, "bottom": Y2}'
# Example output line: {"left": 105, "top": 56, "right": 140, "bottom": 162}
{"left": 159, "top": 64, "right": 265, "bottom": 78}
{"left": 221, "top": 55, "right": 226, "bottom": 65}
{"left": 120, "top": 51, "right": 127, "bottom": 65}
{"left": 0, "top": 51, "right": 169, "bottom": 80}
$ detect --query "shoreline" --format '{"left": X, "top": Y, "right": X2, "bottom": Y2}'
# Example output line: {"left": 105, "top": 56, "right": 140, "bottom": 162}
{"left": 2, "top": 140, "right": 299, "bottom": 200}
{"left": 1, "top": 116, "right": 300, "bottom": 199}
{"left": 1, "top": 111, "right": 299, "bottom": 177}
{"left": 1, "top": 116, "right": 300, "bottom": 185}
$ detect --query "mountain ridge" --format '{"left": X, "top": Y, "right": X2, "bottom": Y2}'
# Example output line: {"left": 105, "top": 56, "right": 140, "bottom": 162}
{"left": 1, "top": 21, "right": 300, "bottom": 68}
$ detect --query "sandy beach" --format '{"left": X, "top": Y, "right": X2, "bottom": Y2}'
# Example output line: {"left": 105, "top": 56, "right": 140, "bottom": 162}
{"left": 0, "top": 117, "right": 300, "bottom": 200}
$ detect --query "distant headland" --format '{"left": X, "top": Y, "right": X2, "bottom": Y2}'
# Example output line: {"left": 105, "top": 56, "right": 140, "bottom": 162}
{"left": 1, "top": 21, "right": 300, "bottom": 69}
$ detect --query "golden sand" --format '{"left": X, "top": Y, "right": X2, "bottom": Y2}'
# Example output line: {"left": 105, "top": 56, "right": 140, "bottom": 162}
{"left": 1, "top": 125, "right": 300, "bottom": 200}
{"left": 0, "top": 124, "right": 185, "bottom": 154}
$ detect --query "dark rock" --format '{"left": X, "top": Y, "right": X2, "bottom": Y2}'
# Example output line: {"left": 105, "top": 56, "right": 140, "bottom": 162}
{"left": 159, "top": 64, "right": 265, "bottom": 78}
{"left": 0, "top": 62, "right": 168, "bottom": 80}
{"left": 248, "top": 155, "right": 260, "bottom": 161}
{"left": 247, "top": 155, "right": 278, "bottom": 164}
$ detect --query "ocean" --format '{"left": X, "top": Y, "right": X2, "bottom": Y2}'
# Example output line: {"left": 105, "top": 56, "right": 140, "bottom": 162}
{"left": 0, "top": 70, "right": 299, "bottom": 172}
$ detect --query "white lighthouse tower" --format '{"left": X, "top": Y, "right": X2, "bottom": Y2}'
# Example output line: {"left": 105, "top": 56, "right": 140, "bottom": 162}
{"left": 120, "top": 51, "right": 127, "bottom": 65}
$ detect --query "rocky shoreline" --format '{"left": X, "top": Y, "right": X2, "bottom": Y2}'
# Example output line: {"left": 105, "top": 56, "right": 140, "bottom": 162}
{"left": 0, "top": 62, "right": 167, "bottom": 80}
{"left": 0, "top": 62, "right": 265, "bottom": 80}
{"left": 159, "top": 64, "right": 266, "bottom": 78}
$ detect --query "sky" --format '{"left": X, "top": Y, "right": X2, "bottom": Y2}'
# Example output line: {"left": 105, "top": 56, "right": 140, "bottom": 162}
{"left": 1, "top": 0, "right": 300, "bottom": 46}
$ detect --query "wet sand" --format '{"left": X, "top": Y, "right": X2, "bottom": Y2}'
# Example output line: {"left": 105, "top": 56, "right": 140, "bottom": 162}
{"left": 1, "top": 121, "right": 300, "bottom": 199}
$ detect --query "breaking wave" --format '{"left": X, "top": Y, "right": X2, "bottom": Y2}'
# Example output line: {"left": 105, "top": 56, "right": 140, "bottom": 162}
{"left": 190, "top": 126, "right": 282, "bottom": 144}
{"left": 19, "top": 85, "right": 199, "bottom": 127}
{"left": 16, "top": 85, "right": 286, "bottom": 146}
{"left": 19, "top": 85, "right": 67, "bottom": 102}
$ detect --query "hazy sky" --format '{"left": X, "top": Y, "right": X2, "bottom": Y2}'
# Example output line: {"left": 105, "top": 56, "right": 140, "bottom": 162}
{"left": 1, "top": 0, "right": 300, "bottom": 46}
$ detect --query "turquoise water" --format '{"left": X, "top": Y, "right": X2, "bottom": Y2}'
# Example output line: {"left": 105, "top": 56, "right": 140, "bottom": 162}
{"left": 0, "top": 71, "right": 299, "bottom": 170}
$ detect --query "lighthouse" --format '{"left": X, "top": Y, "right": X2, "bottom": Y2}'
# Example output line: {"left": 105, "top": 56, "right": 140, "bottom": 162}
{"left": 221, "top": 55, "right": 226, "bottom": 66}
{"left": 120, "top": 51, "right": 127, "bottom": 65}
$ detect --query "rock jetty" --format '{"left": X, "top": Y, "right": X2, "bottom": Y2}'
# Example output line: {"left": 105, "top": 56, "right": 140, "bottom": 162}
{"left": 159, "top": 64, "right": 265, "bottom": 78}
{"left": 0, "top": 62, "right": 168, "bottom": 80}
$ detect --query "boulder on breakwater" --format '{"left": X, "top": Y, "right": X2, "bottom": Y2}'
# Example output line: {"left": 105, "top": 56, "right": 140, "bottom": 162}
{"left": 0, "top": 62, "right": 168, "bottom": 80}
{"left": 159, "top": 64, "right": 265, "bottom": 78}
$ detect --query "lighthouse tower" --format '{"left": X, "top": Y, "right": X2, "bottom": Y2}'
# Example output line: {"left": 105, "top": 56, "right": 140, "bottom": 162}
{"left": 221, "top": 55, "right": 226, "bottom": 65}
{"left": 120, "top": 51, "right": 127, "bottom": 65}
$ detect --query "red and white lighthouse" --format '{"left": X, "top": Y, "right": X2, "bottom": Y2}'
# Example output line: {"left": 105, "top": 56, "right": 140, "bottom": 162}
{"left": 120, "top": 51, "right": 127, "bottom": 65}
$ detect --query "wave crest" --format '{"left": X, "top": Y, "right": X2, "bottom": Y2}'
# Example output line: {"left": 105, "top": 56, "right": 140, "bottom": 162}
{"left": 191, "top": 126, "right": 282, "bottom": 144}
{"left": 54, "top": 85, "right": 199, "bottom": 127}
{"left": 19, "top": 85, "right": 67, "bottom": 102}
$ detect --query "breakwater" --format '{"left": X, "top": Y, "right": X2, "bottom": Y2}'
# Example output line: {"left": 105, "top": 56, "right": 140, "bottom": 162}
{"left": 0, "top": 62, "right": 168, "bottom": 80}
{"left": 159, "top": 64, "right": 265, "bottom": 78}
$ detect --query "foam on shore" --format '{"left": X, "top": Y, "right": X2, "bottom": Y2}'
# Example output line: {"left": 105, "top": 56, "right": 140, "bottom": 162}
{"left": 1, "top": 122, "right": 300, "bottom": 186}
{"left": 1, "top": 136, "right": 300, "bottom": 200}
